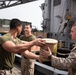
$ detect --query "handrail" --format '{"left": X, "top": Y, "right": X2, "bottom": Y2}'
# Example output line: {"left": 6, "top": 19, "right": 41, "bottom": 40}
{"left": 16, "top": 54, "right": 68, "bottom": 75}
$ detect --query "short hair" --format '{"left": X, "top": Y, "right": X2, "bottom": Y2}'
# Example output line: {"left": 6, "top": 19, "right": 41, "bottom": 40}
{"left": 25, "top": 22, "right": 32, "bottom": 28}
{"left": 72, "top": 23, "right": 76, "bottom": 27}
{"left": 10, "top": 18, "right": 22, "bottom": 29}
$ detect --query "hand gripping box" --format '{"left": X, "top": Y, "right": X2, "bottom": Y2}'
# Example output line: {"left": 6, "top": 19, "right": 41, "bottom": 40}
{"left": 40, "top": 38, "right": 58, "bottom": 61}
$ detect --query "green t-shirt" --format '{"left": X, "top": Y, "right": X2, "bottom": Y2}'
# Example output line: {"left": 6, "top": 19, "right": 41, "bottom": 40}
{"left": 0, "top": 34, "right": 22, "bottom": 70}
{"left": 20, "top": 34, "right": 36, "bottom": 42}
{"left": 20, "top": 34, "right": 36, "bottom": 53}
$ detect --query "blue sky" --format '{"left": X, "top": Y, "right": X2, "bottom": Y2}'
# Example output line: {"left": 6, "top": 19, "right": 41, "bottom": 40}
{"left": 0, "top": 0, "right": 45, "bottom": 30}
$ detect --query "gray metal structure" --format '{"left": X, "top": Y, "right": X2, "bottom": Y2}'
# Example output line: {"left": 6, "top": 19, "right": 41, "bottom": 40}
{"left": 0, "top": 0, "right": 37, "bottom": 9}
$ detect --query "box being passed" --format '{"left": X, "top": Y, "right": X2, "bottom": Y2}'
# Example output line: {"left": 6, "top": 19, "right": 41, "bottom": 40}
{"left": 31, "top": 46, "right": 40, "bottom": 52}
{"left": 40, "top": 38, "right": 58, "bottom": 61}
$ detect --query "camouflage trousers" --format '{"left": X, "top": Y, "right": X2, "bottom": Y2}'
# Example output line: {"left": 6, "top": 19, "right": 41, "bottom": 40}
{"left": 0, "top": 70, "right": 12, "bottom": 75}
{"left": 21, "top": 56, "right": 35, "bottom": 75}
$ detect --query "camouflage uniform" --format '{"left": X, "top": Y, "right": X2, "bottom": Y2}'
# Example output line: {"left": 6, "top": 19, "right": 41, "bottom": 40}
{"left": 21, "top": 56, "right": 35, "bottom": 75}
{"left": 51, "top": 46, "right": 76, "bottom": 75}
{"left": 20, "top": 34, "right": 36, "bottom": 75}
{"left": 0, "top": 70, "right": 12, "bottom": 75}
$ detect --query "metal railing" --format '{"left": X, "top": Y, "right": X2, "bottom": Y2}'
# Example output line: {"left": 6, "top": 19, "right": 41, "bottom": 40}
{"left": 0, "top": 0, "right": 37, "bottom": 9}
{"left": 16, "top": 54, "right": 68, "bottom": 75}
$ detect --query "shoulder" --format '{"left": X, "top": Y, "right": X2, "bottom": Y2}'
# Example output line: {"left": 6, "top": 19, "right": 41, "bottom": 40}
{"left": 0, "top": 34, "right": 10, "bottom": 44}
{"left": 71, "top": 46, "right": 76, "bottom": 52}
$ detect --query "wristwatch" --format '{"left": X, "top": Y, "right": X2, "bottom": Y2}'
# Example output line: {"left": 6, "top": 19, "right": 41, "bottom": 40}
{"left": 48, "top": 55, "right": 52, "bottom": 60}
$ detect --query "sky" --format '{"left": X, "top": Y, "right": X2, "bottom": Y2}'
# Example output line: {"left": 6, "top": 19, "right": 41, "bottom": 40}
{"left": 0, "top": 0, "right": 45, "bottom": 30}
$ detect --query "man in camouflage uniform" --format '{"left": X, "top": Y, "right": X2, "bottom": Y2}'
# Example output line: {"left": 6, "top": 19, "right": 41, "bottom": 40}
{"left": 20, "top": 23, "right": 40, "bottom": 75}
{"left": 40, "top": 23, "right": 76, "bottom": 75}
